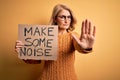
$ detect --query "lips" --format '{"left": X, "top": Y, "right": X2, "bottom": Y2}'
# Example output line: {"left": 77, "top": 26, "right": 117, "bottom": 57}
{"left": 63, "top": 24, "right": 69, "bottom": 26}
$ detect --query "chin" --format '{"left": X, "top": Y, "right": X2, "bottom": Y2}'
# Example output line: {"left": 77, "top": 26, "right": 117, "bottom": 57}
{"left": 64, "top": 26, "right": 69, "bottom": 29}
{"left": 59, "top": 25, "right": 69, "bottom": 30}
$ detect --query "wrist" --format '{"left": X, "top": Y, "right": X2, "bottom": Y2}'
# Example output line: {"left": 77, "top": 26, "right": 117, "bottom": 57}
{"left": 81, "top": 48, "right": 93, "bottom": 53}
{"left": 84, "top": 48, "right": 92, "bottom": 51}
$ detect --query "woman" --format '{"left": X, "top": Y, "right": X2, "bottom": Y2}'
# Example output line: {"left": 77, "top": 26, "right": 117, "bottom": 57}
{"left": 15, "top": 4, "right": 96, "bottom": 80}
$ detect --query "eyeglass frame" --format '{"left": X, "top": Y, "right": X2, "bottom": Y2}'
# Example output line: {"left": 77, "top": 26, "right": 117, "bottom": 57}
{"left": 57, "top": 15, "right": 72, "bottom": 21}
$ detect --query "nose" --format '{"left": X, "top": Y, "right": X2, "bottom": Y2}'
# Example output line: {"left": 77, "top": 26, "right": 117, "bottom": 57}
{"left": 64, "top": 18, "right": 68, "bottom": 23}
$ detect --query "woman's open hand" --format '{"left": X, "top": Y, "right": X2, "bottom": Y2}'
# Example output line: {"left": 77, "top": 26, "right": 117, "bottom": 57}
{"left": 72, "top": 19, "right": 96, "bottom": 49}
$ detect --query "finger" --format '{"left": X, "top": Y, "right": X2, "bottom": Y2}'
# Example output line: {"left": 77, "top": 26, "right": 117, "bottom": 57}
{"left": 17, "top": 42, "right": 24, "bottom": 46}
{"left": 93, "top": 26, "right": 96, "bottom": 37}
{"left": 15, "top": 46, "right": 22, "bottom": 52}
{"left": 16, "top": 40, "right": 23, "bottom": 44}
{"left": 15, "top": 48, "right": 20, "bottom": 53}
{"left": 16, "top": 40, "right": 21, "bottom": 43}
{"left": 16, "top": 45, "right": 23, "bottom": 48}
{"left": 85, "top": 19, "right": 88, "bottom": 34}
{"left": 81, "top": 21, "right": 85, "bottom": 34}
{"left": 16, "top": 40, "right": 24, "bottom": 46}
{"left": 88, "top": 21, "right": 92, "bottom": 35}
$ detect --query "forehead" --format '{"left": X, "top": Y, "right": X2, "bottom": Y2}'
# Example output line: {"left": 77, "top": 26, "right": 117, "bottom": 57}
{"left": 58, "top": 9, "right": 71, "bottom": 16}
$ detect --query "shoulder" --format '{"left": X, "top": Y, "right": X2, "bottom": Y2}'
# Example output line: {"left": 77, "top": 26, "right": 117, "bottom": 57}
{"left": 69, "top": 31, "right": 80, "bottom": 38}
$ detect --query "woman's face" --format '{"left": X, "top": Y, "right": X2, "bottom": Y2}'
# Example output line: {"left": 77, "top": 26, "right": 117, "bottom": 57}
{"left": 56, "top": 9, "right": 71, "bottom": 30}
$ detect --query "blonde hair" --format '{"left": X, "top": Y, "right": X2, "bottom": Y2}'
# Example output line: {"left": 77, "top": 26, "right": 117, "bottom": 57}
{"left": 49, "top": 4, "right": 77, "bottom": 31}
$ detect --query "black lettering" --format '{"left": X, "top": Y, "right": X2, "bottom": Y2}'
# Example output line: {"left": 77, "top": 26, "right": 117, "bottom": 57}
{"left": 20, "top": 47, "right": 26, "bottom": 56}
{"left": 46, "top": 39, "right": 53, "bottom": 48}
{"left": 36, "top": 48, "right": 43, "bottom": 56}
{"left": 32, "top": 39, "right": 39, "bottom": 47}
{"left": 41, "top": 27, "right": 46, "bottom": 36}
{"left": 39, "top": 38, "right": 46, "bottom": 47}
{"left": 27, "top": 48, "right": 32, "bottom": 56}
{"left": 33, "top": 27, "right": 40, "bottom": 36}
{"left": 45, "top": 49, "right": 52, "bottom": 56}
{"left": 24, "top": 37, "right": 33, "bottom": 46}
{"left": 48, "top": 27, "right": 54, "bottom": 36}
{"left": 24, "top": 27, "right": 32, "bottom": 36}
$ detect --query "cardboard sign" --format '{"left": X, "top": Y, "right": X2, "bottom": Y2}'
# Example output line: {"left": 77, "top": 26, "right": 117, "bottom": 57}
{"left": 18, "top": 24, "right": 58, "bottom": 60}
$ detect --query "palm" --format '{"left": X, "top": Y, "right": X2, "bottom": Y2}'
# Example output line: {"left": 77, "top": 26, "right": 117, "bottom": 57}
{"left": 80, "top": 33, "right": 95, "bottom": 49}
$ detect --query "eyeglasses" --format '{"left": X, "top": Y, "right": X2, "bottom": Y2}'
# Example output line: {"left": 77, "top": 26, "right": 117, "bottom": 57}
{"left": 57, "top": 15, "right": 71, "bottom": 21}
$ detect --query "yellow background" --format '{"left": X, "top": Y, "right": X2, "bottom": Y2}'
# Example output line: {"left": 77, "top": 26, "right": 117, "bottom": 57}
{"left": 0, "top": 0, "right": 120, "bottom": 80}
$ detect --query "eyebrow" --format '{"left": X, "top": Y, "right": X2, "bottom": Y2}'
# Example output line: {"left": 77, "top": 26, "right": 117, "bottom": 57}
{"left": 58, "top": 15, "right": 71, "bottom": 16}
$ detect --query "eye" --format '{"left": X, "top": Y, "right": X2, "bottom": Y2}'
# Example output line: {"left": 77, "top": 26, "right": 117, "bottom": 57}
{"left": 67, "top": 16, "right": 71, "bottom": 19}
{"left": 57, "top": 15, "right": 71, "bottom": 21}
{"left": 59, "top": 16, "right": 65, "bottom": 19}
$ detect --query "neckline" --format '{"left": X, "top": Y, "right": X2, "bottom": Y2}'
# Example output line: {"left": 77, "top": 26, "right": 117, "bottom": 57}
{"left": 58, "top": 32, "right": 71, "bottom": 37}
